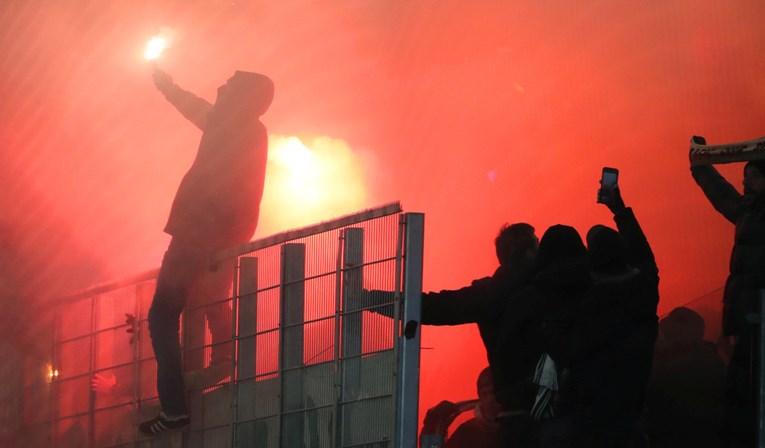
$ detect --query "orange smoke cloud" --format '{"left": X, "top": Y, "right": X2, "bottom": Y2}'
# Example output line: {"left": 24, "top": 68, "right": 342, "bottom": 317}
{"left": 257, "top": 135, "right": 370, "bottom": 236}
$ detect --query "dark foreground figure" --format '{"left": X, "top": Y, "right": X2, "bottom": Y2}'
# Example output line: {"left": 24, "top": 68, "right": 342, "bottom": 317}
{"left": 140, "top": 69, "right": 274, "bottom": 436}
{"left": 691, "top": 138, "right": 765, "bottom": 447}
{"left": 644, "top": 306, "right": 726, "bottom": 447}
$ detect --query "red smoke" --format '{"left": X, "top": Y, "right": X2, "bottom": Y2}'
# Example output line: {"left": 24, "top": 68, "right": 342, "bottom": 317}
{"left": 2, "top": 0, "right": 764, "bottom": 431}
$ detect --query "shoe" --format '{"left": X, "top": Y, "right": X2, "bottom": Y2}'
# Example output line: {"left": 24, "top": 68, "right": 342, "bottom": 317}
{"left": 139, "top": 412, "right": 190, "bottom": 436}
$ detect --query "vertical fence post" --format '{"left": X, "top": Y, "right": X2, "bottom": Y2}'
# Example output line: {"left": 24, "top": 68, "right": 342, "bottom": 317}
{"left": 397, "top": 213, "right": 424, "bottom": 448}
{"left": 279, "top": 243, "right": 306, "bottom": 447}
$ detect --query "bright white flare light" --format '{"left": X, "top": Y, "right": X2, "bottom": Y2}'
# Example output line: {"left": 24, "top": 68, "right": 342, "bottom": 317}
{"left": 144, "top": 36, "right": 167, "bottom": 60}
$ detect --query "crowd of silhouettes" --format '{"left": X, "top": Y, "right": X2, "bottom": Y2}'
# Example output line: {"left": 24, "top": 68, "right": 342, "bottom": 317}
{"left": 418, "top": 158, "right": 764, "bottom": 447}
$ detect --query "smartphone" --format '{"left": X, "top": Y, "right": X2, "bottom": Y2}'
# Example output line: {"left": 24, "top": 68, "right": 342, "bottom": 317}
{"left": 597, "top": 167, "right": 619, "bottom": 203}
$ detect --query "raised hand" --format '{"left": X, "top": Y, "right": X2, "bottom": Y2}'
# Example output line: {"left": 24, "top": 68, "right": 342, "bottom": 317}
{"left": 152, "top": 68, "right": 173, "bottom": 91}
{"left": 91, "top": 372, "right": 117, "bottom": 394}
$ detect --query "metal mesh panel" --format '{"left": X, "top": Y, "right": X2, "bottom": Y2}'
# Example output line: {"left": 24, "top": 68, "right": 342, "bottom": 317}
{"left": 54, "top": 375, "right": 89, "bottom": 418}
{"left": 56, "top": 336, "right": 91, "bottom": 381}
{"left": 31, "top": 204, "right": 421, "bottom": 448}
{"left": 95, "top": 329, "right": 133, "bottom": 370}
{"left": 93, "top": 404, "right": 134, "bottom": 447}
{"left": 234, "top": 417, "right": 277, "bottom": 447}
{"left": 338, "top": 396, "right": 394, "bottom": 447}
{"left": 94, "top": 364, "right": 133, "bottom": 410}
{"left": 57, "top": 297, "right": 92, "bottom": 341}
{"left": 54, "top": 415, "right": 89, "bottom": 447}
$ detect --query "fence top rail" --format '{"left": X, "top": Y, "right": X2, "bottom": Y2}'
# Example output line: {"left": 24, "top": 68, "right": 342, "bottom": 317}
{"left": 212, "top": 201, "right": 402, "bottom": 263}
{"left": 52, "top": 202, "right": 403, "bottom": 306}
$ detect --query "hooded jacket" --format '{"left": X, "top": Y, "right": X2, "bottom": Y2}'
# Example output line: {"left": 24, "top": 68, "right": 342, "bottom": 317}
{"left": 159, "top": 72, "right": 275, "bottom": 251}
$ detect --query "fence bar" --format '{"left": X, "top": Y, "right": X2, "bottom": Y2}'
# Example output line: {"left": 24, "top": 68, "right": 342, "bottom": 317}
{"left": 396, "top": 213, "right": 424, "bottom": 448}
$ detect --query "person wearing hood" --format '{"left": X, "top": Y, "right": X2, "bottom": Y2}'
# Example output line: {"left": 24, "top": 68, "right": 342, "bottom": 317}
{"left": 141, "top": 68, "right": 275, "bottom": 436}
{"left": 569, "top": 184, "right": 659, "bottom": 448}
{"left": 690, "top": 141, "right": 765, "bottom": 447}
{"left": 493, "top": 224, "right": 591, "bottom": 448}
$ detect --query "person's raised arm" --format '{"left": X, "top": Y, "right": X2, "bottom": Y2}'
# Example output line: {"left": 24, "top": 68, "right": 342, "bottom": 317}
{"left": 600, "top": 186, "right": 657, "bottom": 278}
{"left": 690, "top": 136, "right": 745, "bottom": 224}
{"left": 153, "top": 68, "right": 212, "bottom": 131}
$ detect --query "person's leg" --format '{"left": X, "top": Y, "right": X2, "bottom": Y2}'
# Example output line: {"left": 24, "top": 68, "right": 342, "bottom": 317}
{"left": 188, "top": 257, "right": 235, "bottom": 367}
{"left": 147, "top": 238, "right": 208, "bottom": 417}
{"left": 180, "top": 259, "right": 234, "bottom": 390}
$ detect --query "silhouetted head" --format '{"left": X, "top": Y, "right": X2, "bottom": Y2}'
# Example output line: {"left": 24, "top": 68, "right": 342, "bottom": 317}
{"left": 475, "top": 367, "right": 500, "bottom": 421}
{"left": 476, "top": 367, "right": 493, "bottom": 398}
{"left": 536, "top": 225, "right": 587, "bottom": 270}
{"left": 744, "top": 160, "right": 765, "bottom": 197}
{"left": 214, "top": 70, "right": 274, "bottom": 117}
{"left": 586, "top": 224, "right": 628, "bottom": 273}
{"left": 495, "top": 222, "right": 538, "bottom": 268}
{"left": 659, "top": 306, "right": 705, "bottom": 348}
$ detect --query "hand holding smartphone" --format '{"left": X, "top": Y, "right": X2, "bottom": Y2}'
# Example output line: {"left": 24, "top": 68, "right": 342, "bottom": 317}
{"left": 597, "top": 167, "right": 619, "bottom": 204}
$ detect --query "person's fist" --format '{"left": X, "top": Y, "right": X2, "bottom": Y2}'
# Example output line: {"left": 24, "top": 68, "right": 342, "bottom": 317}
{"left": 599, "top": 185, "right": 626, "bottom": 214}
{"left": 152, "top": 68, "right": 173, "bottom": 91}
{"left": 422, "top": 400, "right": 460, "bottom": 434}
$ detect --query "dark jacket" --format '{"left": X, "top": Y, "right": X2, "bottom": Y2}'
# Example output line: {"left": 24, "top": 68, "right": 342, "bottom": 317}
{"left": 568, "top": 207, "right": 659, "bottom": 446}
{"left": 421, "top": 264, "right": 533, "bottom": 373}
{"left": 492, "top": 256, "right": 591, "bottom": 413}
{"left": 160, "top": 81, "right": 271, "bottom": 251}
{"left": 692, "top": 164, "right": 765, "bottom": 335}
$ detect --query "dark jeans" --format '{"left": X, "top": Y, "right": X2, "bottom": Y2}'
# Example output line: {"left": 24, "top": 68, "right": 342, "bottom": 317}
{"left": 148, "top": 238, "right": 232, "bottom": 416}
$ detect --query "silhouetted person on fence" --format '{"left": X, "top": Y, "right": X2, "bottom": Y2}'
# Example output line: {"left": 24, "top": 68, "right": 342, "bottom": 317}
{"left": 567, "top": 184, "right": 659, "bottom": 448}
{"left": 140, "top": 68, "right": 274, "bottom": 436}
{"left": 644, "top": 306, "right": 725, "bottom": 448}
{"left": 690, "top": 137, "right": 765, "bottom": 447}
{"left": 420, "top": 367, "right": 502, "bottom": 448}
{"left": 494, "top": 224, "right": 591, "bottom": 448}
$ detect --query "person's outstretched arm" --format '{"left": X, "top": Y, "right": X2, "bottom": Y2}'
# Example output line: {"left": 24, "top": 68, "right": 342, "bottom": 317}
{"left": 421, "top": 277, "right": 495, "bottom": 325}
{"left": 601, "top": 186, "right": 657, "bottom": 279}
{"left": 690, "top": 136, "right": 745, "bottom": 224}
{"left": 153, "top": 68, "right": 213, "bottom": 131}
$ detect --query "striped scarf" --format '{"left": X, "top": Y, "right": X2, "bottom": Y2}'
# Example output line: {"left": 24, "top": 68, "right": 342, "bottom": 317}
{"left": 531, "top": 353, "right": 559, "bottom": 421}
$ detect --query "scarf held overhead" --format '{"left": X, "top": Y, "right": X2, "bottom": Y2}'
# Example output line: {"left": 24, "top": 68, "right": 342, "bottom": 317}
{"left": 690, "top": 135, "right": 765, "bottom": 166}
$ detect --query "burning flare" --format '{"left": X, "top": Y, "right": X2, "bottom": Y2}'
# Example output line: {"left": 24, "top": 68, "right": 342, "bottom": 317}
{"left": 144, "top": 36, "right": 167, "bottom": 61}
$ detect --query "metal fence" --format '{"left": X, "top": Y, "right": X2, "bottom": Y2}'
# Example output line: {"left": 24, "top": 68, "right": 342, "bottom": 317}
{"left": 20, "top": 203, "right": 423, "bottom": 448}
